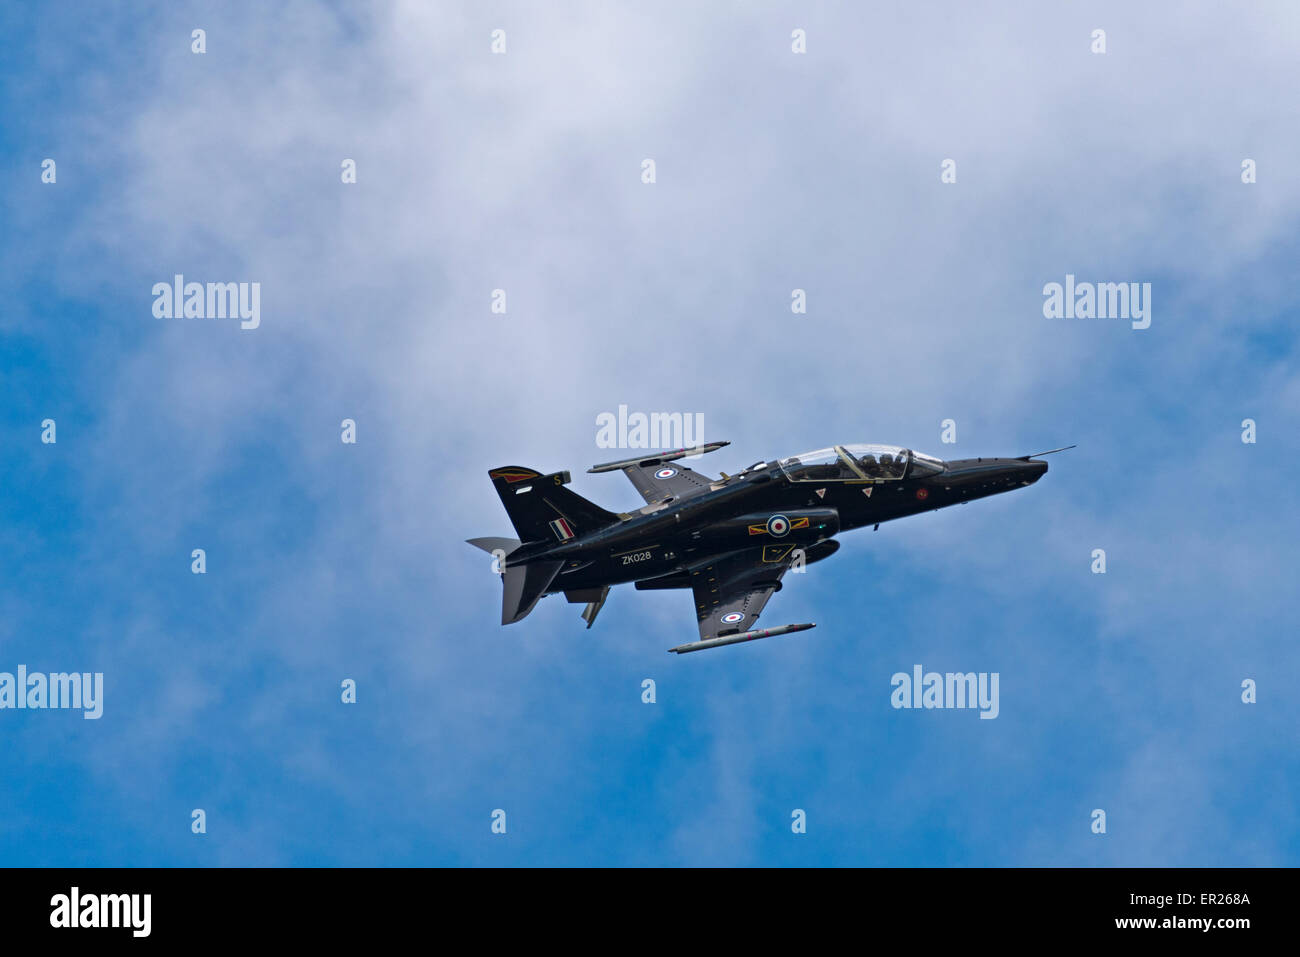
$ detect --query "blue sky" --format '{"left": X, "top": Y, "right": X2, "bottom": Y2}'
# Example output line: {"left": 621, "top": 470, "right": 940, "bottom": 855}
{"left": 2, "top": 1, "right": 1298, "bottom": 866}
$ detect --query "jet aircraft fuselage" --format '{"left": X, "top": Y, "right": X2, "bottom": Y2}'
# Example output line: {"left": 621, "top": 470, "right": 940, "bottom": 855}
{"left": 468, "top": 442, "right": 1062, "bottom": 652}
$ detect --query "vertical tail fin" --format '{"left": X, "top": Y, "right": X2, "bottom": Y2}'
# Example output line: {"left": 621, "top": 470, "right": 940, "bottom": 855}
{"left": 487, "top": 466, "right": 619, "bottom": 544}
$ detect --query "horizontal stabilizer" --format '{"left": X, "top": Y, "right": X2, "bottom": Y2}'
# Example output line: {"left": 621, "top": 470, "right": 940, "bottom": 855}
{"left": 466, "top": 536, "right": 522, "bottom": 557}
{"left": 501, "top": 560, "right": 564, "bottom": 625}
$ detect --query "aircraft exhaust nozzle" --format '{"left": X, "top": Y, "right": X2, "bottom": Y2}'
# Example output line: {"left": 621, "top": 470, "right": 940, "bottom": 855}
{"left": 668, "top": 622, "right": 816, "bottom": 654}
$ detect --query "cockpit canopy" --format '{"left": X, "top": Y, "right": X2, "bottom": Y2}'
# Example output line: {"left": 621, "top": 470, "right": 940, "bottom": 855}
{"left": 778, "top": 444, "right": 946, "bottom": 483}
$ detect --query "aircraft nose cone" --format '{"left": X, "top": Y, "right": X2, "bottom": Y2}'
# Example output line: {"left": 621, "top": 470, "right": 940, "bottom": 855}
{"left": 937, "top": 457, "right": 1048, "bottom": 496}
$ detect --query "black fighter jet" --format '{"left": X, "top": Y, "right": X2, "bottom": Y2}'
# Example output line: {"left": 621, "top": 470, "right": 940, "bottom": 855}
{"left": 468, "top": 441, "right": 1069, "bottom": 653}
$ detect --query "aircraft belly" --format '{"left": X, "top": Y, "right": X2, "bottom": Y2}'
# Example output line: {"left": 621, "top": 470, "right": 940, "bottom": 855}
{"left": 551, "top": 547, "right": 684, "bottom": 591}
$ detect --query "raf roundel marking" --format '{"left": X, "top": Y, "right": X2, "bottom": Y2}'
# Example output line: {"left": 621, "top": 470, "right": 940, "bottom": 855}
{"left": 721, "top": 612, "right": 745, "bottom": 624}
{"left": 766, "top": 514, "right": 791, "bottom": 537}
{"left": 915, "top": 488, "right": 929, "bottom": 501}
{"left": 655, "top": 467, "right": 677, "bottom": 479}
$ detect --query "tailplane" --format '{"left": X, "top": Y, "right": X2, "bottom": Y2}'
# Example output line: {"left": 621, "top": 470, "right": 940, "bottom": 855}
{"left": 466, "top": 536, "right": 521, "bottom": 578}
{"left": 500, "top": 560, "right": 564, "bottom": 625}
{"left": 466, "top": 536, "right": 563, "bottom": 624}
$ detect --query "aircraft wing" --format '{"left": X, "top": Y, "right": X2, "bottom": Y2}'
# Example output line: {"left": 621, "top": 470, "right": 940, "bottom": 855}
{"left": 588, "top": 442, "right": 729, "bottom": 507}
{"left": 690, "top": 545, "right": 798, "bottom": 641}
{"left": 618, "top": 460, "right": 715, "bottom": 505}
